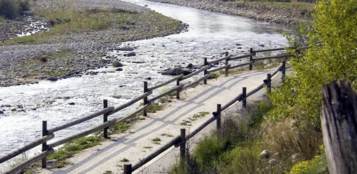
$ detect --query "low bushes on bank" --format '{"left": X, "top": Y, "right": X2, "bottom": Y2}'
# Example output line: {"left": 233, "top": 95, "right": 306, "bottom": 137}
{"left": 169, "top": 98, "right": 325, "bottom": 174}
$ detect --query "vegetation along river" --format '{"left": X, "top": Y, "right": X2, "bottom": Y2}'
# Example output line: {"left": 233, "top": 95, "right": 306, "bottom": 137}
{"left": 0, "top": 0, "right": 288, "bottom": 169}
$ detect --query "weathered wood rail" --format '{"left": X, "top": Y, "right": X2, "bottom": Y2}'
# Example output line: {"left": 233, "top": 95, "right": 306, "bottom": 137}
{"left": 321, "top": 81, "right": 357, "bottom": 174}
{"left": 0, "top": 46, "right": 295, "bottom": 174}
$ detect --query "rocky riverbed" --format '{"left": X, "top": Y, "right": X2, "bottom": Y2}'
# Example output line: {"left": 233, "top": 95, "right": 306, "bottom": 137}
{"left": 0, "top": 0, "right": 187, "bottom": 87}
{"left": 149, "top": 0, "right": 312, "bottom": 25}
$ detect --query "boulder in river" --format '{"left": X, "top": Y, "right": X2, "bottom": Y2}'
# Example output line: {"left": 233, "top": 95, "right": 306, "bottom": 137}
{"left": 48, "top": 76, "right": 59, "bottom": 81}
{"left": 161, "top": 67, "right": 193, "bottom": 76}
{"left": 186, "top": 63, "right": 199, "bottom": 69}
{"left": 124, "top": 52, "right": 136, "bottom": 57}
{"left": 115, "top": 47, "right": 135, "bottom": 51}
{"left": 112, "top": 61, "right": 123, "bottom": 67}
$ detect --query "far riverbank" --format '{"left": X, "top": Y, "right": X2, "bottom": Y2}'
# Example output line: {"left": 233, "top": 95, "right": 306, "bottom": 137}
{"left": 149, "top": 0, "right": 312, "bottom": 25}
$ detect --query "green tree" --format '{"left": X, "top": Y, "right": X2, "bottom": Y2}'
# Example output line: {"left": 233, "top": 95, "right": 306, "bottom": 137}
{"left": 269, "top": 0, "right": 357, "bottom": 126}
{"left": 0, "top": 0, "right": 30, "bottom": 19}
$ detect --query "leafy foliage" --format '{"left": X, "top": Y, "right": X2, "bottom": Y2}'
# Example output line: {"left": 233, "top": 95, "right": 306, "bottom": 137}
{"left": 268, "top": 0, "right": 357, "bottom": 126}
{"left": 0, "top": 0, "right": 30, "bottom": 19}
{"left": 290, "top": 146, "right": 328, "bottom": 174}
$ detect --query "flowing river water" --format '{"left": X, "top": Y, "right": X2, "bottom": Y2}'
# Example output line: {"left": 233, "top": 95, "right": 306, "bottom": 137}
{"left": 0, "top": 0, "right": 289, "bottom": 169}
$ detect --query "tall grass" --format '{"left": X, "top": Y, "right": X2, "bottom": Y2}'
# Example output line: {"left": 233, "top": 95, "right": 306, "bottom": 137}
{"left": 169, "top": 98, "right": 324, "bottom": 174}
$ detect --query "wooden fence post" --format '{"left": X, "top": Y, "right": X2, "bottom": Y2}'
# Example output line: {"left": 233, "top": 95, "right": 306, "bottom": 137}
{"left": 143, "top": 81, "right": 148, "bottom": 116}
{"left": 42, "top": 120, "right": 48, "bottom": 168}
{"left": 124, "top": 163, "right": 132, "bottom": 174}
{"left": 180, "top": 128, "right": 186, "bottom": 163}
{"left": 266, "top": 74, "right": 271, "bottom": 92}
{"left": 176, "top": 77, "right": 181, "bottom": 99}
{"left": 215, "top": 104, "right": 221, "bottom": 130}
{"left": 242, "top": 87, "right": 247, "bottom": 108}
{"left": 281, "top": 60, "right": 286, "bottom": 83}
{"left": 204, "top": 58, "right": 208, "bottom": 85}
{"left": 103, "top": 99, "right": 109, "bottom": 139}
{"left": 225, "top": 52, "right": 229, "bottom": 76}
{"left": 249, "top": 48, "right": 254, "bottom": 70}
{"left": 321, "top": 81, "right": 357, "bottom": 174}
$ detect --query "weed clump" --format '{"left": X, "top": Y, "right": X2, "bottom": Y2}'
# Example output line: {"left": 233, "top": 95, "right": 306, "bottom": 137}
{"left": 47, "top": 136, "right": 102, "bottom": 168}
{"left": 169, "top": 98, "right": 324, "bottom": 174}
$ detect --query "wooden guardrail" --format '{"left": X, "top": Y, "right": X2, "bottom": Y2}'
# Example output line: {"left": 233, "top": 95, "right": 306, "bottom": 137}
{"left": 0, "top": 46, "right": 296, "bottom": 174}
{"left": 123, "top": 63, "right": 286, "bottom": 174}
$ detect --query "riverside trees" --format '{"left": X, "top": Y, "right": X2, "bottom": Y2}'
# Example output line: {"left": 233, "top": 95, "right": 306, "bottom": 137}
{"left": 269, "top": 0, "right": 357, "bottom": 126}
{"left": 0, "top": 0, "right": 30, "bottom": 20}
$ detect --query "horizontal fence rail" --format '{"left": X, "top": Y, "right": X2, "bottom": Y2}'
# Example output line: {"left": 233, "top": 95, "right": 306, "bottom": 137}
{"left": 148, "top": 75, "right": 184, "bottom": 91}
{"left": 207, "top": 65, "right": 231, "bottom": 73}
{"left": 109, "top": 92, "right": 152, "bottom": 114}
{"left": 7, "top": 149, "right": 54, "bottom": 174}
{"left": 182, "top": 74, "right": 211, "bottom": 91}
{"left": 182, "top": 65, "right": 210, "bottom": 80}
{"left": 230, "top": 53, "right": 253, "bottom": 61}
{"left": 1, "top": 46, "right": 298, "bottom": 173}
{"left": 0, "top": 134, "right": 54, "bottom": 163}
{"left": 48, "top": 107, "right": 114, "bottom": 134}
{"left": 149, "top": 84, "right": 184, "bottom": 102}
{"left": 207, "top": 56, "right": 230, "bottom": 64}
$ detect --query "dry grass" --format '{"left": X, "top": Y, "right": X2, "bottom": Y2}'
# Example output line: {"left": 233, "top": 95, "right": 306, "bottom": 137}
{"left": 169, "top": 98, "right": 324, "bottom": 174}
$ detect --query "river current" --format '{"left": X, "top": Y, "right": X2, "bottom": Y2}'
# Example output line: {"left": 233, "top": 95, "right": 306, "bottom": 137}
{"left": 0, "top": 0, "right": 288, "bottom": 169}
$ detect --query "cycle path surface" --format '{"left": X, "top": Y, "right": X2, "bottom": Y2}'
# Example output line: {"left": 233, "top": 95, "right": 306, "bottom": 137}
{"left": 39, "top": 68, "right": 280, "bottom": 174}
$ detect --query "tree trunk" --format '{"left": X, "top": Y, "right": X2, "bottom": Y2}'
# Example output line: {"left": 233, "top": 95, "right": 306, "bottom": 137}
{"left": 321, "top": 80, "right": 357, "bottom": 174}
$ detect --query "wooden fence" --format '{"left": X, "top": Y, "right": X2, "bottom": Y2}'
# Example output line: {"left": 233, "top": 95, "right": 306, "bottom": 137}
{"left": 0, "top": 46, "right": 296, "bottom": 174}
{"left": 321, "top": 80, "right": 357, "bottom": 174}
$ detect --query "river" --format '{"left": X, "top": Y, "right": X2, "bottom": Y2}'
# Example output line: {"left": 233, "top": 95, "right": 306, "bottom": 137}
{"left": 0, "top": 0, "right": 288, "bottom": 169}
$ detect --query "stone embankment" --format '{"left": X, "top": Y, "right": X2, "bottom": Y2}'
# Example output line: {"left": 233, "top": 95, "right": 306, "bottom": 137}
{"left": 150, "top": 0, "right": 311, "bottom": 25}
{"left": 0, "top": 0, "right": 187, "bottom": 87}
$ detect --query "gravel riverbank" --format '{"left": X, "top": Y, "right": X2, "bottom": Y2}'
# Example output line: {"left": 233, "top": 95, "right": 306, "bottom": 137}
{"left": 149, "top": 0, "right": 312, "bottom": 25}
{"left": 0, "top": 0, "right": 187, "bottom": 87}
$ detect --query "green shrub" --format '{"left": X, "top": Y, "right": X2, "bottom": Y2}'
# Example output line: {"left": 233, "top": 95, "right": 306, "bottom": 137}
{"left": 0, "top": 0, "right": 30, "bottom": 19}
{"left": 290, "top": 147, "right": 328, "bottom": 174}
{"left": 221, "top": 145, "right": 264, "bottom": 174}
{"left": 193, "top": 134, "right": 231, "bottom": 171}
{"left": 169, "top": 97, "right": 324, "bottom": 174}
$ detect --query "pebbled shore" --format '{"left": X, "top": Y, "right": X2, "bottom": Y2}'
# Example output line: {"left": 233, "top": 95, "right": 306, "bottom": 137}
{"left": 149, "top": 0, "right": 312, "bottom": 25}
{"left": 0, "top": 0, "right": 187, "bottom": 87}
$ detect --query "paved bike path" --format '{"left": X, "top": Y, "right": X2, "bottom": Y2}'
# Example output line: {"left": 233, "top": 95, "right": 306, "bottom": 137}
{"left": 40, "top": 69, "right": 277, "bottom": 174}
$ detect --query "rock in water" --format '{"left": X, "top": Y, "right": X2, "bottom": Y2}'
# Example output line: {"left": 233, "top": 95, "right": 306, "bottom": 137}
{"left": 113, "top": 61, "right": 123, "bottom": 67}
{"left": 115, "top": 47, "right": 135, "bottom": 51}
{"left": 161, "top": 67, "right": 193, "bottom": 75}
{"left": 48, "top": 76, "right": 59, "bottom": 81}
{"left": 124, "top": 52, "right": 136, "bottom": 57}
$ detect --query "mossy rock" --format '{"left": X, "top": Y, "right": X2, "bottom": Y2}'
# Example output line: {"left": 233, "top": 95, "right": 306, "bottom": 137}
{"left": 112, "top": 61, "right": 123, "bottom": 67}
